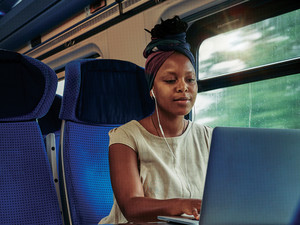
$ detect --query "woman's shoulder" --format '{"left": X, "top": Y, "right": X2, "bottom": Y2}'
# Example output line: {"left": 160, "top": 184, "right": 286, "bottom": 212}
{"left": 188, "top": 122, "right": 214, "bottom": 151}
{"left": 108, "top": 120, "right": 144, "bottom": 151}
{"left": 109, "top": 120, "right": 141, "bottom": 136}
{"left": 189, "top": 121, "right": 214, "bottom": 138}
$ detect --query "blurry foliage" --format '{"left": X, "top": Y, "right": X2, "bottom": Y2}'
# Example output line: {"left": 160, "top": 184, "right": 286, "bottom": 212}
{"left": 195, "top": 9, "right": 300, "bottom": 129}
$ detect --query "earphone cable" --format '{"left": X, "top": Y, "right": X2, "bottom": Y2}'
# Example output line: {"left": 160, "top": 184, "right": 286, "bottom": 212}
{"left": 154, "top": 98, "right": 192, "bottom": 197}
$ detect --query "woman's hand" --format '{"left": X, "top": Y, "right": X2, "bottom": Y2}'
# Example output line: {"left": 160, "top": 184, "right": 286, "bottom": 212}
{"left": 180, "top": 199, "right": 201, "bottom": 220}
{"left": 109, "top": 143, "right": 202, "bottom": 222}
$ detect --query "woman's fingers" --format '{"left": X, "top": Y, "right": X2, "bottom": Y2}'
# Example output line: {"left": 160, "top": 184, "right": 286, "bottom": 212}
{"left": 192, "top": 208, "right": 200, "bottom": 220}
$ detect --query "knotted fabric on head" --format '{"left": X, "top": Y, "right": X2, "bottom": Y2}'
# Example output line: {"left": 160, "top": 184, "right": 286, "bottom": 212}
{"left": 143, "top": 32, "right": 195, "bottom": 90}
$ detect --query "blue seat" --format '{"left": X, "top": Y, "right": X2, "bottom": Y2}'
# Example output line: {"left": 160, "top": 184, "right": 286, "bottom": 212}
{"left": 0, "top": 49, "right": 63, "bottom": 224}
{"left": 59, "top": 58, "right": 154, "bottom": 225}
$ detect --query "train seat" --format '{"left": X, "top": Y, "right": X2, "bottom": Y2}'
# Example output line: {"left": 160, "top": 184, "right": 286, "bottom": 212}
{"left": 59, "top": 58, "right": 154, "bottom": 225}
{"left": 0, "top": 49, "right": 63, "bottom": 224}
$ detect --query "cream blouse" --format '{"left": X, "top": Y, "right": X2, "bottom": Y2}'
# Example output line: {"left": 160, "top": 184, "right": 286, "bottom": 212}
{"left": 99, "top": 120, "right": 213, "bottom": 224}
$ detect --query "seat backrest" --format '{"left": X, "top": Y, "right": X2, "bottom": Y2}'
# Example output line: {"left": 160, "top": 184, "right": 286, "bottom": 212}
{"left": 0, "top": 49, "right": 63, "bottom": 224}
{"left": 59, "top": 58, "right": 154, "bottom": 225}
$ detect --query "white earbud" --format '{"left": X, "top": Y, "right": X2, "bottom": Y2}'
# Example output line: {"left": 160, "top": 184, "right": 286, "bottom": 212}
{"left": 151, "top": 89, "right": 156, "bottom": 99}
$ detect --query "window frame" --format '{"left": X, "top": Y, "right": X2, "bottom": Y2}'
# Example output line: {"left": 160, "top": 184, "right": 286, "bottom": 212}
{"left": 185, "top": 0, "right": 300, "bottom": 92}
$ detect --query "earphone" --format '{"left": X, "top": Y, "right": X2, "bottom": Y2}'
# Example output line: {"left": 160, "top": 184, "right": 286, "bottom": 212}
{"left": 151, "top": 89, "right": 155, "bottom": 99}
{"left": 151, "top": 89, "right": 165, "bottom": 136}
{"left": 151, "top": 88, "right": 192, "bottom": 196}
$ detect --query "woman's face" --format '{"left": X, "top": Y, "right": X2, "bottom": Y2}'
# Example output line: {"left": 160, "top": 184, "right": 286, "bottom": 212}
{"left": 151, "top": 52, "right": 197, "bottom": 117}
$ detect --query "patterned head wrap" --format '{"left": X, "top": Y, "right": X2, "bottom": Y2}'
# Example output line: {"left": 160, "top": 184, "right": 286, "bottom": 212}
{"left": 143, "top": 31, "right": 195, "bottom": 90}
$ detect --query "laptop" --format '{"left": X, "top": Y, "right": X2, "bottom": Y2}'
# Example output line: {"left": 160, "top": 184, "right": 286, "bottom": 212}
{"left": 199, "top": 127, "right": 300, "bottom": 225}
{"left": 158, "top": 127, "right": 300, "bottom": 225}
{"left": 157, "top": 214, "right": 199, "bottom": 225}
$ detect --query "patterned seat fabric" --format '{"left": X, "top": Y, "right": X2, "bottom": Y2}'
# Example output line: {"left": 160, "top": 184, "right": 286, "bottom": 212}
{"left": 59, "top": 58, "right": 154, "bottom": 225}
{"left": 0, "top": 49, "right": 63, "bottom": 224}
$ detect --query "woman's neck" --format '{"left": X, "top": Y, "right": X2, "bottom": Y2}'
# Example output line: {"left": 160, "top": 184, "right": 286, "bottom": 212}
{"left": 151, "top": 110, "right": 187, "bottom": 138}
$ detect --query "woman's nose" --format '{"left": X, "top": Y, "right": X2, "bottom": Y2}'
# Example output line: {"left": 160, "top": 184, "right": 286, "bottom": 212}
{"left": 176, "top": 80, "right": 188, "bottom": 92}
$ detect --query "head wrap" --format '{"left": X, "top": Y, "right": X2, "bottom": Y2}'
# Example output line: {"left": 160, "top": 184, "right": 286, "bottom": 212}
{"left": 143, "top": 32, "right": 195, "bottom": 90}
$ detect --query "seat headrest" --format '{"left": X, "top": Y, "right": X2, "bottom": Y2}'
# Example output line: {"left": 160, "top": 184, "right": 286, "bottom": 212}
{"left": 0, "top": 49, "right": 58, "bottom": 121}
{"left": 60, "top": 59, "right": 154, "bottom": 124}
{"left": 39, "top": 94, "right": 62, "bottom": 135}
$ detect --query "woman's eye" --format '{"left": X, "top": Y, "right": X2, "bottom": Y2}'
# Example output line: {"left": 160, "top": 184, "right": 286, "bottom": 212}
{"left": 187, "top": 78, "right": 196, "bottom": 83}
{"left": 165, "top": 80, "right": 176, "bottom": 84}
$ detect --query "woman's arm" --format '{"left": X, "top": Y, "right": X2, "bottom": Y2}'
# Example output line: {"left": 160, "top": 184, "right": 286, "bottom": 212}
{"left": 109, "top": 143, "right": 201, "bottom": 222}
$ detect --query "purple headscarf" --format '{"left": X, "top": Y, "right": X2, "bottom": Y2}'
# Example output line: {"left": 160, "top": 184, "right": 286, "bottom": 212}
{"left": 143, "top": 32, "right": 195, "bottom": 90}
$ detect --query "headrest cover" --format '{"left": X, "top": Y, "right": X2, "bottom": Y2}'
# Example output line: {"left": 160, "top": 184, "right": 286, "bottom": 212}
{"left": 39, "top": 94, "right": 62, "bottom": 135}
{"left": 0, "top": 49, "right": 57, "bottom": 121}
{"left": 60, "top": 59, "right": 154, "bottom": 124}
{"left": 143, "top": 16, "right": 195, "bottom": 90}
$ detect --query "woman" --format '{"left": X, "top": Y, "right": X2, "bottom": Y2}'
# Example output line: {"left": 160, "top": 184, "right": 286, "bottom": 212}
{"left": 99, "top": 16, "right": 212, "bottom": 224}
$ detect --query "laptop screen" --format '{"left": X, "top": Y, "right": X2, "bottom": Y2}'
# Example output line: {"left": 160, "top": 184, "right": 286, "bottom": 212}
{"left": 199, "top": 127, "right": 300, "bottom": 225}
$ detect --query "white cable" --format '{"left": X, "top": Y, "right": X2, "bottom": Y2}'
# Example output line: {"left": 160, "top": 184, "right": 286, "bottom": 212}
{"left": 154, "top": 98, "right": 192, "bottom": 197}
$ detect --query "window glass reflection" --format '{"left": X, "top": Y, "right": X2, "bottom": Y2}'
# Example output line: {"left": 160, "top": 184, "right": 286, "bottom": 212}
{"left": 198, "top": 9, "right": 300, "bottom": 79}
{"left": 194, "top": 74, "right": 300, "bottom": 129}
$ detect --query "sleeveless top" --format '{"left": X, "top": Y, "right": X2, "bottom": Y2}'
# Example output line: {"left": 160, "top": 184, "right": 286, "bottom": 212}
{"left": 99, "top": 120, "right": 213, "bottom": 224}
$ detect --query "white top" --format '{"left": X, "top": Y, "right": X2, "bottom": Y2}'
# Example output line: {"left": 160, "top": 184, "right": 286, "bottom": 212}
{"left": 99, "top": 120, "right": 213, "bottom": 224}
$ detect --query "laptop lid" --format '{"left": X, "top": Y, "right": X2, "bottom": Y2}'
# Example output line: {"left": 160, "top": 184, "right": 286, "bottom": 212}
{"left": 199, "top": 127, "right": 300, "bottom": 225}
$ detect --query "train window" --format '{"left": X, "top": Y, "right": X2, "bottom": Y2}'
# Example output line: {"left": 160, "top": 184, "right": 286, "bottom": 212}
{"left": 188, "top": 1, "right": 300, "bottom": 129}
{"left": 194, "top": 73, "right": 300, "bottom": 129}
{"left": 57, "top": 79, "right": 65, "bottom": 96}
{"left": 198, "top": 9, "right": 300, "bottom": 79}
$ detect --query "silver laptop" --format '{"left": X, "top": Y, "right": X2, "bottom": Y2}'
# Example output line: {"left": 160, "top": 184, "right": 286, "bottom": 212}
{"left": 158, "top": 215, "right": 199, "bottom": 225}
{"left": 199, "top": 127, "right": 300, "bottom": 225}
{"left": 158, "top": 127, "right": 300, "bottom": 225}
